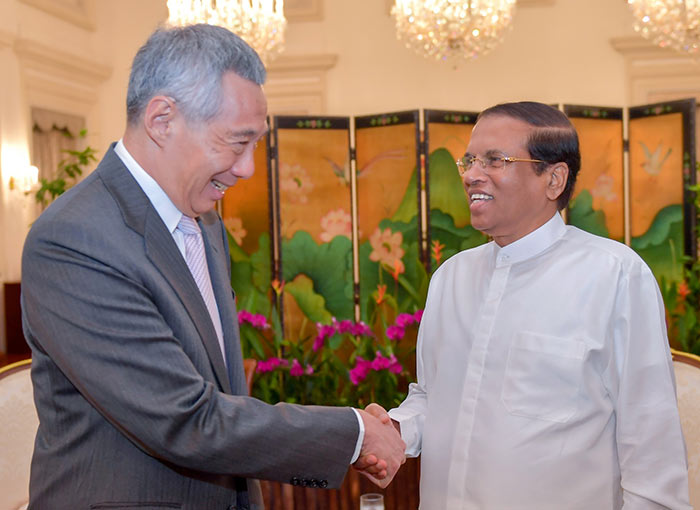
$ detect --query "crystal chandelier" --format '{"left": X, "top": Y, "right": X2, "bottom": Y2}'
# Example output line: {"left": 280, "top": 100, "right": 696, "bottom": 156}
{"left": 391, "top": 0, "right": 517, "bottom": 62}
{"left": 627, "top": 0, "right": 700, "bottom": 54}
{"left": 167, "top": 0, "right": 286, "bottom": 64}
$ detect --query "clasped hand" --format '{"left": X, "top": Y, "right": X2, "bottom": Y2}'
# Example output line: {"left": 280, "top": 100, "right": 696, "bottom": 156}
{"left": 353, "top": 403, "right": 405, "bottom": 488}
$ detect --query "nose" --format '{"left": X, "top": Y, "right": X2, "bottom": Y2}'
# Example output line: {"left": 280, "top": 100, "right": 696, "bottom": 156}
{"left": 461, "top": 161, "right": 487, "bottom": 186}
{"left": 231, "top": 149, "right": 256, "bottom": 179}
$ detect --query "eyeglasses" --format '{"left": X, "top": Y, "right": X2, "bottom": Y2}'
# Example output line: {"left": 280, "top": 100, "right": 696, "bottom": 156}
{"left": 456, "top": 151, "right": 545, "bottom": 175}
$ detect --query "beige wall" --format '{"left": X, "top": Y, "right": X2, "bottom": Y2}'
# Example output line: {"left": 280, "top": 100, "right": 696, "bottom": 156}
{"left": 289, "top": 0, "right": 636, "bottom": 114}
{"left": 87, "top": 0, "right": 640, "bottom": 134}
{"left": 0, "top": 0, "right": 687, "bottom": 350}
{"left": 90, "top": 0, "right": 641, "bottom": 149}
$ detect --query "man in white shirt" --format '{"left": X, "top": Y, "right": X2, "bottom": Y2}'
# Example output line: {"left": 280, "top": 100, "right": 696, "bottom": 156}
{"left": 371, "top": 101, "right": 691, "bottom": 509}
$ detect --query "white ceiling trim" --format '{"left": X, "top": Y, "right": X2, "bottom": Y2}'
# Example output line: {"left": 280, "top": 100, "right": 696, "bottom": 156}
{"left": 14, "top": 38, "right": 111, "bottom": 85}
{"left": 265, "top": 54, "right": 338, "bottom": 114}
{"left": 14, "top": 37, "right": 111, "bottom": 108}
{"left": 611, "top": 35, "right": 700, "bottom": 105}
{"left": 268, "top": 54, "right": 338, "bottom": 73}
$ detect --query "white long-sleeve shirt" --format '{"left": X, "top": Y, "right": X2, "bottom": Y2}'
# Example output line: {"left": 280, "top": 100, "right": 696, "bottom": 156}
{"left": 389, "top": 213, "right": 690, "bottom": 510}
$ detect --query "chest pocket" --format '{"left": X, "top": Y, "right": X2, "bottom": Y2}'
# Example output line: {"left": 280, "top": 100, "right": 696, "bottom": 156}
{"left": 501, "top": 332, "right": 586, "bottom": 423}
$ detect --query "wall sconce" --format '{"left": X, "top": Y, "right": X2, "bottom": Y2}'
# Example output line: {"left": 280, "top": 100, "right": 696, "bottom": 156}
{"left": 8, "top": 165, "right": 39, "bottom": 193}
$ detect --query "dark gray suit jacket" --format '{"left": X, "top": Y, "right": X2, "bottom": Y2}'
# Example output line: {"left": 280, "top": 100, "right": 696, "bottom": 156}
{"left": 21, "top": 146, "right": 358, "bottom": 510}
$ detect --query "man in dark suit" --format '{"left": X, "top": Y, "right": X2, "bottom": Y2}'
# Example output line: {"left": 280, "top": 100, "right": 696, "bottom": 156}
{"left": 21, "top": 24, "right": 404, "bottom": 509}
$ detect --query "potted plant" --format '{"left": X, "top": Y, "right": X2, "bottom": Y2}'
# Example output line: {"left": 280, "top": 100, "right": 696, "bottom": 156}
{"left": 30, "top": 129, "right": 98, "bottom": 207}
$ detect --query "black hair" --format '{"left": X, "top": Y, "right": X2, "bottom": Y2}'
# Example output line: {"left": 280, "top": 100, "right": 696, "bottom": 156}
{"left": 477, "top": 101, "right": 581, "bottom": 210}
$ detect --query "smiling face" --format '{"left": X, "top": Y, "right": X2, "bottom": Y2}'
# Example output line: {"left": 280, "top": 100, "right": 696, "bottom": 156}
{"left": 463, "top": 114, "right": 560, "bottom": 246}
{"left": 160, "top": 71, "right": 268, "bottom": 217}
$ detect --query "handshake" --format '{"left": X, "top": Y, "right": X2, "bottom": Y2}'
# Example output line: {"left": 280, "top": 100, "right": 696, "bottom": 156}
{"left": 353, "top": 403, "right": 406, "bottom": 488}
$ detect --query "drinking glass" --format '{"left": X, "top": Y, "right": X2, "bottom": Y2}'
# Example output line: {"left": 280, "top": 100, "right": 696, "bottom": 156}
{"left": 360, "top": 493, "right": 384, "bottom": 510}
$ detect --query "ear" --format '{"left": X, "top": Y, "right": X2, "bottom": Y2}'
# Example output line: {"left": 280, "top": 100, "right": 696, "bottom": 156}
{"left": 143, "top": 95, "right": 177, "bottom": 148}
{"left": 545, "top": 163, "right": 569, "bottom": 202}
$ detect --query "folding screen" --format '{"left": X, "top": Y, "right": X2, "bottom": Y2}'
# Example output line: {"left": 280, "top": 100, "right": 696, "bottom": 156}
{"left": 223, "top": 102, "right": 698, "bottom": 330}
{"left": 354, "top": 111, "right": 423, "bottom": 321}
{"left": 272, "top": 116, "right": 354, "bottom": 338}
{"left": 564, "top": 105, "right": 625, "bottom": 242}
{"left": 629, "top": 99, "right": 697, "bottom": 285}
{"left": 423, "top": 109, "right": 487, "bottom": 272}
{"left": 221, "top": 138, "right": 274, "bottom": 317}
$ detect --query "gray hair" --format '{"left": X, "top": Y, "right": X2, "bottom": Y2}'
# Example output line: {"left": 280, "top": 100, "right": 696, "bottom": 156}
{"left": 126, "top": 24, "right": 266, "bottom": 125}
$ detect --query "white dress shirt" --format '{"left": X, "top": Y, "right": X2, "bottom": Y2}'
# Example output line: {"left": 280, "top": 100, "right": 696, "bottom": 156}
{"left": 390, "top": 213, "right": 690, "bottom": 510}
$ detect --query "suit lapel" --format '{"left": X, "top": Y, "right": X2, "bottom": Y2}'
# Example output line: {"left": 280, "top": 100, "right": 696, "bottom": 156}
{"left": 144, "top": 215, "right": 233, "bottom": 394}
{"left": 199, "top": 215, "right": 248, "bottom": 396}
{"left": 98, "top": 146, "right": 232, "bottom": 394}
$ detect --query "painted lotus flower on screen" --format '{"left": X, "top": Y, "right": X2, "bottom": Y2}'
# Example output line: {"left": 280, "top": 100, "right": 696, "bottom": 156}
{"left": 279, "top": 163, "right": 314, "bottom": 204}
{"left": 591, "top": 174, "right": 618, "bottom": 203}
{"left": 320, "top": 208, "right": 352, "bottom": 242}
{"left": 369, "top": 227, "right": 405, "bottom": 268}
{"left": 223, "top": 217, "right": 247, "bottom": 246}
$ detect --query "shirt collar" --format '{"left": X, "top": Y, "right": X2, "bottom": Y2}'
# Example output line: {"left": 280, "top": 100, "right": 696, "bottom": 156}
{"left": 114, "top": 139, "right": 183, "bottom": 234}
{"left": 493, "top": 212, "right": 567, "bottom": 266}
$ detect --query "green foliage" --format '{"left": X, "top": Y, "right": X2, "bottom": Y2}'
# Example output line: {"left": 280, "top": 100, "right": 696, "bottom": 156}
{"left": 284, "top": 276, "right": 333, "bottom": 325}
{"left": 358, "top": 216, "right": 427, "bottom": 322}
{"left": 230, "top": 221, "right": 422, "bottom": 408}
{"left": 391, "top": 163, "right": 419, "bottom": 224}
{"left": 426, "top": 148, "right": 472, "bottom": 227}
{"left": 281, "top": 231, "right": 354, "bottom": 319}
{"left": 229, "top": 232, "right": 272, "bottom": 317}
{"left": 665, "top": 258, "right": 700, "bottom": 356}
{"left": 631, "top": 205, "right": 684, "bottom": 285}
{"left": 429, "top": 209, "right": 487, "bottom": 264}
{"left": 241, "top": 305, "right": 420, "bottom": 409}
{"left": 663, "top": 181, "right": 700, "bottom": 356}
{"left": 422, "top": 145, "right": 489, "bottom": 267}
{"left": 239, "top": 320, "right": 266, "bottom": 360}
{"left": 568, "top": 190, "right": 610, "bottom": 238}
{"left": 31, "top": 129, "right": 98, "bottom": 207}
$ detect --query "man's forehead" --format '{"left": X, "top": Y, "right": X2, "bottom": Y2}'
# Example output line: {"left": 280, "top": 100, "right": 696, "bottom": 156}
{"left": 467, "top": 115, "right": 534, "bottom": 150}
{"left": 474, "top": 114, "right": 535, "bottom": 132}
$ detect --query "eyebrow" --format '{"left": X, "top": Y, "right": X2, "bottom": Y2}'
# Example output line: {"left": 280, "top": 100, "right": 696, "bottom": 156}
{"left": 226, "top": 126, "right": 269, "bottom": 139}
{"left": 463, "top": 149, "right": 504, "bottom": 157}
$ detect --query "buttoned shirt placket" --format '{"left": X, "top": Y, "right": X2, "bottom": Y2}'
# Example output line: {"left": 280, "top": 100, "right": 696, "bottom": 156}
{"left": 447, "top": 250, "right": 512, "bottom": 509}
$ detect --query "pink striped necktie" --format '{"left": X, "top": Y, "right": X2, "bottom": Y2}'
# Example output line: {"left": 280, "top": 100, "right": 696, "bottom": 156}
{"left": 176, "top": 215, "right": 226, "bottom": 365}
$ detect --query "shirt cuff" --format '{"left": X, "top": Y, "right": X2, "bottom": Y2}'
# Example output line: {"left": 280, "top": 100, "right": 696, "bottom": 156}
{"left": 350, "top": 408, "right": 365, "bottom": 464}
{"left": 388, "top": 409, "right": 421, "bottom": 457}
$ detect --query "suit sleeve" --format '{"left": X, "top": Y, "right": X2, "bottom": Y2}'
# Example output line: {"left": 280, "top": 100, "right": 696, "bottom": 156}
{"left": 22, "top": 211, "right": 358, "bottom": 487}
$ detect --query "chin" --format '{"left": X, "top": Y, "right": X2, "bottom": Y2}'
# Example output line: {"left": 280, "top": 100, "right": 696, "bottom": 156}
{"left": 471, "top": 222, "right": 490, "bottom": 235}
